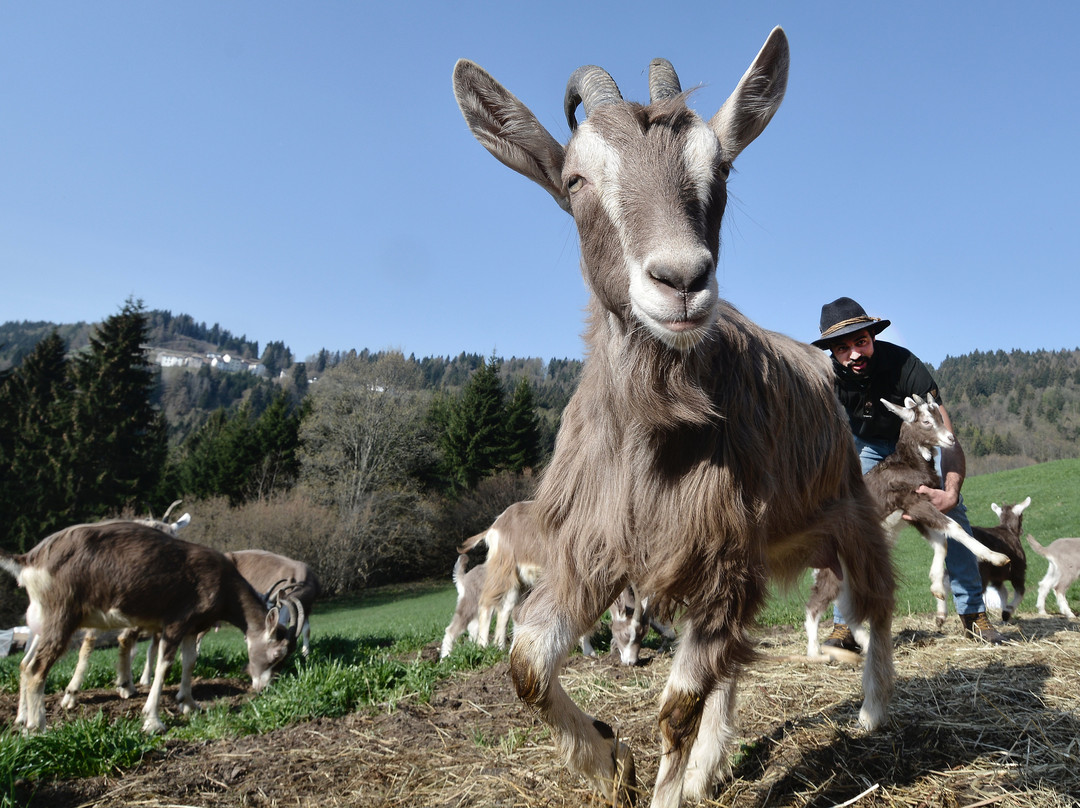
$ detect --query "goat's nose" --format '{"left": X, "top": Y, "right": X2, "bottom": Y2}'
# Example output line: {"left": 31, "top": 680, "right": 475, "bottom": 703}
{"left": 646, "top": 254, "right": 713, "bottom": 297}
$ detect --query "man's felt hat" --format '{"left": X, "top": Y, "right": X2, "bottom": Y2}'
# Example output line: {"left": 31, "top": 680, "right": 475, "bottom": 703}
{"left": 812, "top": 297, "right": 891, "bottom": 349}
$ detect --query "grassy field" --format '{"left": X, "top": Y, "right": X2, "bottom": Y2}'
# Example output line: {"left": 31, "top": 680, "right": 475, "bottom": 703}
{"left": 1, "top": 458, "right": 1078, "bottom": 804}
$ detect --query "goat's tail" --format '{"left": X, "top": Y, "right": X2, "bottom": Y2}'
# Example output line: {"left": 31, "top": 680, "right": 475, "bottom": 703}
{"left": 452, "top": 554, "right": 468, "bottom": 596}
{"left": 457, "top": 530, "right": 488, "bottom": 554}
{"left": 1025, "top": 533, "right": 1048, "bottom": 557}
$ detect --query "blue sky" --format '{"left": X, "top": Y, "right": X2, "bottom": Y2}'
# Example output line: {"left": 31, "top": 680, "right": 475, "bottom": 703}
{"left": 2, "top": 2, "right": 1077, "bottom": 370}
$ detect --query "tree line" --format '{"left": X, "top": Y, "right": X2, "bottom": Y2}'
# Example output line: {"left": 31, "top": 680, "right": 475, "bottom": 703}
{"left": 0, "top": 303, "right": 569, "bottom": 622}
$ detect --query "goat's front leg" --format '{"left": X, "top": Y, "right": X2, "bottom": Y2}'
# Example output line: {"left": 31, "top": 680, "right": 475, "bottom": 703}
{"left": 510, "top": 578, "right": 635, "bottom": 805}
{"left": 175, "top": 634, "right": 202, "bottom": 715}
{"left": 653, "top": 622, "right": 742, "bottom": 808}
{"left": 139, "top": 633, "right": 160, "bottom": 686}
{"left": 493, "top": 586, "right": 520, "bottom": 650}
{"left": 61, "top": 630, "right": 97, "bottom": 709}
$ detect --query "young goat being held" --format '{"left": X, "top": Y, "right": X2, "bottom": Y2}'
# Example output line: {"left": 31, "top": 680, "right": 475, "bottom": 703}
{"left": 454, "top": 28, "right": 896, "bottom": 808}
{"left": 3, "top": 521, "right": 291, "bottom": 734}
{"left": 805, "top": 395, "right": 1011, "bottom": 656}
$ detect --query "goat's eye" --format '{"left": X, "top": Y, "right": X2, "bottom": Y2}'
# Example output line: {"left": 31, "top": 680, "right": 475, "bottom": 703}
{"left": 567, "top": 175, "right": 585, "bottom": 193}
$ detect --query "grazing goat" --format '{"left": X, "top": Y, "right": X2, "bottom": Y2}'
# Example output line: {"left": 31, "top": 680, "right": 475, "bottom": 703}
{"left": 608, "top": 585, "right": 676, "bottom": 667}
{"left": 1026, "top": 534, "right": 1080, "bottom": 619}
{"left": 971, "top": 497, "right": 1031, "bottom": 622}
{"left": 805, "top": 396, "right": 1011, "bottom": 656}
{"left": 62, "top": 501, "right": 192, "bottom": 709}
{"left": 2, "top": 521, "right": 291, "bottom": 733}
{"left": 455, "top": 29, "right": 898, "bottom": 807}
{"left": 224, "top": 549, "right": 321, "bottom": 657}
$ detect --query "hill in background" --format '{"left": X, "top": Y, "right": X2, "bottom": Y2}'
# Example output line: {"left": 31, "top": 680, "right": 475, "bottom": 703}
{"left": 2, "top": 313, "right": 1076, "bottom": 475}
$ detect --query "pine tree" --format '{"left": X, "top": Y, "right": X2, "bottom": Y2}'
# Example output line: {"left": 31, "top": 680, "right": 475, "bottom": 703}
{"left": 440, "top": 354, "right": 507, "bottom": 492}
{"left": 0, "top": 331, "right": 73, "bottom": 550}
{"left": 504, "top": 378, "right": 542, "bottom": 473}
{"left": 65, "top": 299, "right": 168, "bottom": 518}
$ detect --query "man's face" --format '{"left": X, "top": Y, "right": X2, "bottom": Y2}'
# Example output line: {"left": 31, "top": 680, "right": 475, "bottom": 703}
{"left": 829, "top": 329, "right": 875, "bottom": 375}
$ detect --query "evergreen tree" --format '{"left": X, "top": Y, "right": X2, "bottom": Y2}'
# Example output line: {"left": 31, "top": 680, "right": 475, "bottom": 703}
{"left": 0, "top": 332, "right": 73, "bottom": 550}
{"left": 504, "top": 378, "right": 542, "bottom": 473}
{"left": 65, "top": 299, "right": 168, "bottom": 518}
{"left": 440, "top": 354, "right": 507, "bottom": 492}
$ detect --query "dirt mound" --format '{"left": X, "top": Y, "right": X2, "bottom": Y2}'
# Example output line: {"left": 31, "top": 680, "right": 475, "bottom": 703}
{"left": 10, "top": 615, "right": 1080, "bottom": 807}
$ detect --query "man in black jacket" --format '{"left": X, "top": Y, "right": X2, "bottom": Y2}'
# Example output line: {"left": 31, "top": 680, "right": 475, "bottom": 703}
{"left": 813, "top": 297, "right": 1006, "bottom": 647}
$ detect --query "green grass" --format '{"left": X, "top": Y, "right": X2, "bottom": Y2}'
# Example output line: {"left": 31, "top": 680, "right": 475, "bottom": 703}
{"left": 2, "top": 459, "right": 1078, "bottom": 803}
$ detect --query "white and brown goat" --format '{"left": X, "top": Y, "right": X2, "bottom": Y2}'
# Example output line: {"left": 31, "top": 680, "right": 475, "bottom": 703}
{"left": 805, "top": 396, "right": 1011, "bottom": 656}
{"left": 1026, "top": 533, "right": 1080, "bottom": 619}
{"left": 225, "top": 549, "right": 321, "bottom": 657}
{"left": 455, "top": 501, "right": 601, "bottom": 658}
{"left": 2, "top": 520, "right": 292, "bottom": 733}
{"left": 455, "top": 28, "right": 896, "bottom": 807}
{"left": 62, "top": 501, "right": 192, "bottom": 708}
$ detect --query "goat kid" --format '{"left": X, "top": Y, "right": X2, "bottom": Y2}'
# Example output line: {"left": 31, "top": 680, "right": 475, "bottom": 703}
{"left": 62, "top": 502, "right": 192, "bottom": 709}
{"left": 456, "top": 29, "right": 897, "bottom": 808}
{"left": 440, "top": 554, "right": 488, "bottom": 658}
{"left": 1026, "top": 533, "right": 1080, "bottom": 619}
{"left": 608, "top": 585, "right": 676, "bottom": 667}
{"left": 3, "top": 521, "right": 291, "bottom": 733}
{"left": 968, "top": 497, "right": 1031, "bottom": 623}
{"left": 806, "top": 396, "right": 1011, "bottom": 656}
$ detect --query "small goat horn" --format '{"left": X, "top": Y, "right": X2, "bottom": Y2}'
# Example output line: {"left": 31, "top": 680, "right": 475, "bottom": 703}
{"left": 564, "top": 65, "right": 622, "bottom": 131}
{"left": 648, "top": 58, "right": 681, "bottom": 102}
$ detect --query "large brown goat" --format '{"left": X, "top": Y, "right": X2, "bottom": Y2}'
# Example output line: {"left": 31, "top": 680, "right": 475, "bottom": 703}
{"left": 453, "top": 28, "right": 895, "bottom": 807}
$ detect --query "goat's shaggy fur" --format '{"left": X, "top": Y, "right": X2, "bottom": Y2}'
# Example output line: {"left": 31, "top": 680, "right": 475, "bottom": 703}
{"left": 454, "top": 28, "right": 896, "bottom": 807}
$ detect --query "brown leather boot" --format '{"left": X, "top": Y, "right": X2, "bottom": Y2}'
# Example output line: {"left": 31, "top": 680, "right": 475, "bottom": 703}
{"left": 960, "top": 612, "right": 1007, "bottom": 645}
{"left": 822, "top": 623, "right": 862, "bottom": 653}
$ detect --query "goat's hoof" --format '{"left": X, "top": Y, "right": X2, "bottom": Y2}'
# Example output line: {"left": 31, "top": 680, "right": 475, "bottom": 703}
{"left": 60, "top": 691, "right": 77, "bottom": 710}
{"left": 178, "top": 699, "right": 202, "bottom": 716}
{"left": 989, "top": 553, "right": 1010, "bottom": 566}
{"left": 1001, "top": 611, "right": 1013, "bottom": 622}
{"left": 118, "top": 684, "right": 137, "bottom": 699}
{"left": 142, "top": 717, "right": 166, "bottom": 734}
{"left": 858, "top": 702, "right": 888, "bottom": 731}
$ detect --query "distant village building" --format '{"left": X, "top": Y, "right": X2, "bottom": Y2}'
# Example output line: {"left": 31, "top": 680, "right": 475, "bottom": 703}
{"left": 151, "top": 348, "right": 266, "bottom": 377}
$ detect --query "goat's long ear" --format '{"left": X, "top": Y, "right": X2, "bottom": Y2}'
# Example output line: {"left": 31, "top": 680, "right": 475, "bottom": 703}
{"left": 1015, "top": 496, "right": 1032, "bottom": 514}
{"left": 709, "top": 26, "right": 789, "bottom": 164}
{"left": 880, "top": 397, "right": 917, "bottom": 423}
{"left": 453, "top": 59, "right": 570, "bottom": 213}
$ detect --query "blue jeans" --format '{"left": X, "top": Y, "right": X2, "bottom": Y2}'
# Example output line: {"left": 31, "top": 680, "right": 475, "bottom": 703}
{"left": 833, "top": 435, "right": 985, "bottom": 623}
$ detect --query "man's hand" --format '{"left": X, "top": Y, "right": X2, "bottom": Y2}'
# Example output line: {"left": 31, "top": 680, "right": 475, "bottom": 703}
{"left": 902, "top": 485, "right": 959, "bottom": 520}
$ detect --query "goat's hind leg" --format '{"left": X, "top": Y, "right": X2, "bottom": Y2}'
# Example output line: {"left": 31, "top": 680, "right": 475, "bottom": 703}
{"left": 510, "top": 578, "right": 634, "bottom": 804}
{"left": 175, "top": 634, "right": 202, "bottom": 715}
{"left": 61, "top": 630, "right": 97, "bottom": 709}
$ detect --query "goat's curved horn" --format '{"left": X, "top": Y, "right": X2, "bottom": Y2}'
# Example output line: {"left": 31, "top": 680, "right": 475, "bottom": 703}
{"left": 564, "top": 65, "right": 622, "bottom": 131}
{"left": 263, "top": 578, "right": 291, "bottom": 603}
{"left": 648, "top": 59, "right": 682, "bottom": 102}
{"left": 162, "top": 499, "right": 183, "bottom": 521}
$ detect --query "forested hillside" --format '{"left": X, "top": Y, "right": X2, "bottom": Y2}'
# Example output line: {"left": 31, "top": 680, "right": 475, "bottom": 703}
{"left": 934, "top": 348, "right": 1080, "bottom": 475}
{"left": 1, "top": 305, "right": 1074, "bottom": 625}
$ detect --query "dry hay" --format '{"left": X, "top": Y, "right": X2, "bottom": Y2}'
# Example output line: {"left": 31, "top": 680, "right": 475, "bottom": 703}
{"left": 21, "top": 615, "right": 1080, "bottom": 808}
